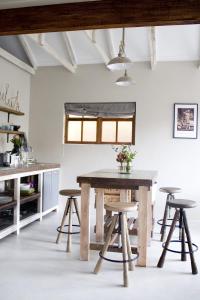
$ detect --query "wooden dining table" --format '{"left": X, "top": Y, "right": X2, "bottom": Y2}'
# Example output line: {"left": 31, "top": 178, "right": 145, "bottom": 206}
{"left": 77, "top": 169, "right": 158, "bottom": 267}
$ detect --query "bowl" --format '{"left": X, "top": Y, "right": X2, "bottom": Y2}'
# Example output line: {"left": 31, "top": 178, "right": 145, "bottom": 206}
{"left": 20, "top": 183, "right": 31, "bottom": 191}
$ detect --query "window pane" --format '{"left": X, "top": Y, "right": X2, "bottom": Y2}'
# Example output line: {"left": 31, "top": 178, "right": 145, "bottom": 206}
{"left": 102, "top": 121, "right": 116, "bottom": 142}
{"left": 67, "top": 121, "right": 82, "bottom": 141}
{"left": 83, "top": 121, "right": 97, "bottom": 142}
{"left": 118, "top": 121, "right": 132, "bottom": 143}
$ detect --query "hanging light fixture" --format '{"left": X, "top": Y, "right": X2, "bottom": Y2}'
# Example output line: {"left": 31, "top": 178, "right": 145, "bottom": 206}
{"left": 107, "top": 28, "right": 133, "bottom": 71}
{"left": 115, "top": 70, "right": 135, "bottom": 87}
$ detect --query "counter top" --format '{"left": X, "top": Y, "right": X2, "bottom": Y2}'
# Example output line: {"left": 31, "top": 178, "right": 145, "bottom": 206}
{"left": 0, "top": 163, "right": 60, "bottom": 177}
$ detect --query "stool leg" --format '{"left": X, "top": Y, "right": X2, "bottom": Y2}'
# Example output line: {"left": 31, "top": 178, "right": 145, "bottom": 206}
{"left": 168, "top": 194, "right": 174, "bottom": 218}
{"left": 73, "top": 198, "right": 81, "bottom": 225}
{"left": 157, "top": 210, "right": 179, "bottom": 268}
{"left": 94, "top": 214, "right": 118, "bottom": 274}
{"left": 125, "top": 215, "right": 134, "bottom": 271}
{"left": 66, "top": 199, "right": 73, "bottom": 253}
{"left": 56, "top": 200, "right": 70, "bottom": 244}
{"left": 160, "top": 196, "right": 169, "bottom": 242}
{"left": 182, "top": 211, "right": 198, "bottom": 275}
{"left": 180, "top": 209, "right": 186, "bottom": 261}
{"left": 121, "top": 213, "right": 128, "bottom": 287}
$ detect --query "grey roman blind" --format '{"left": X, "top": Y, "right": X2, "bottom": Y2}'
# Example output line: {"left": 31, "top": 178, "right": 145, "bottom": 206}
{"left": 64, "top": 102, "right": 136, "bottom": 117}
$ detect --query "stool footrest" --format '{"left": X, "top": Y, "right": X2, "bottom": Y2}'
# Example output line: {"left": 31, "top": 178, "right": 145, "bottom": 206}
{"left": 162, "top": 240, "right": 198, "bottom": 254}
{"left": 157, "top": 218, "right": 179, "bottom": 228}
{"left": 56, "top": 224, "right": 80, "bottom": 235}
{"left": 99, "top": 250, "right": 139, "bottom": 264}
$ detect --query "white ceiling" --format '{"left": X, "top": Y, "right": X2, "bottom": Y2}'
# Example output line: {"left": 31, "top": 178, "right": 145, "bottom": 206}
{"left": 17, "top": 25, "right": 200, "bottom": 69}
{"left": 0, "top": 24, "right": 200, "bottom": 71}
{"left": 0, "top": 0, "right": 94, "bottom": 9}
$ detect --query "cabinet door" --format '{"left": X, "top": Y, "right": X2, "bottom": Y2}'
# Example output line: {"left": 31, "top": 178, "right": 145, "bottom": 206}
{"left": 42, "top": 170, "right": 59, "bottom": 212}
{"left": 51, "top": 170, "right": 59, "bottom": 208}
{"left": 42, "top": 171, "right": 52, "bottom": 212}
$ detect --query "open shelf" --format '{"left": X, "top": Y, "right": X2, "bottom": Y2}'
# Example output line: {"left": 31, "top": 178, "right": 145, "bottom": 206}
{"left": 0, "top": 106, "right": 24, "bottom": 116}
{"left": 20, "top": 192, "right": 40, "bottom": 205}
{"left": 0, "top": 200, "right": 16, "bottom": 212}
{"left": 0, "top": 129, "right": 24, "bottom": 135}
{"left": 20, "top": 199, "right": 38, "bottom": 221}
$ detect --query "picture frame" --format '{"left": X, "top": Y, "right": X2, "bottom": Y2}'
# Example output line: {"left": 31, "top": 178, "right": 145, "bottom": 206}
{"left": 173, "top": 103, "right": 198, "bottom": 139}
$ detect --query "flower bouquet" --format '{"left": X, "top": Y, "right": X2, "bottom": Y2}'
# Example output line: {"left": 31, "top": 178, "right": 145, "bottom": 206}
{"left": 113, "top": 145, "right": 137, "bottom": 174}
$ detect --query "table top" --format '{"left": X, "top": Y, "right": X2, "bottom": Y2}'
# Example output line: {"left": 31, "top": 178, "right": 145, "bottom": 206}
{"left": 77, "top": 169, "right": 158, "bottom": 189}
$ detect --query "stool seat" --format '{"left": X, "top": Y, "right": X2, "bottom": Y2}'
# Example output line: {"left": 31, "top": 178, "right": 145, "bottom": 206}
{"left": 105, "top": 202, "right": 135, "bottom": 213}
{"left": 159, "top": 187, "right": 182, "bottom": 194}
{"left": 59, "top": 189, "right": 81, "bottom": 197}
{"left": 168, "top": 199, "right": 197, "bottom": 209}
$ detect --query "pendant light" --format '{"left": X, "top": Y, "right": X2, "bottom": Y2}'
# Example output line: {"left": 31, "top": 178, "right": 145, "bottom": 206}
{"left": 107, "top": 28, "right": 133, "bottom": 71}
{"left": 115, "top": 70, "right": 135, "bottom": 87}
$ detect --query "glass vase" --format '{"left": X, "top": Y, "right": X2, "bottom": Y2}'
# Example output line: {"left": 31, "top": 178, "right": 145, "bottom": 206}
{"left": 118, "top": 162, "right": 132, "bottom": 174}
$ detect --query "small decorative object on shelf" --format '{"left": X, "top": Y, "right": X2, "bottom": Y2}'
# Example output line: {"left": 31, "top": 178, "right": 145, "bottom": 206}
{"left": 0, "top": 83, "right": 21, "bottom": 111}
{"left": 113, "top": 145, "right": 137, "bottom": 174}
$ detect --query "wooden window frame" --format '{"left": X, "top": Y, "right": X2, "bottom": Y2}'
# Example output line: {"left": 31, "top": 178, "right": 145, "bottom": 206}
{"left": 64, "top": 115, "right": 135, "bottom": 145}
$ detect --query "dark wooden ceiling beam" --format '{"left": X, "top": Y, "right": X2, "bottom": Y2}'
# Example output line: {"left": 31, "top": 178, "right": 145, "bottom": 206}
{"left": 0, "top": 0, "right": 200, "bottom": 36}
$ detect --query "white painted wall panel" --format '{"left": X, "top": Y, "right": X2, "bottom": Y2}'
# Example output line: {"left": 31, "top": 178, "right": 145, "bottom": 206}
{"left": 29, "top": 62, "right": 200, "bottom": 220}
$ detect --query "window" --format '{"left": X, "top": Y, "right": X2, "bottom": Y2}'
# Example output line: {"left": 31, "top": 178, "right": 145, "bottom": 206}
{"left": 64, "top": 115, "right": 135, "bottom": 144}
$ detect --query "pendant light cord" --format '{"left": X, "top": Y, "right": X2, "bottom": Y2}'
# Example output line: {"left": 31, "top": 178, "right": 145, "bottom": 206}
{"left": 119, "top": 28, "right": 125, "bottom": 56}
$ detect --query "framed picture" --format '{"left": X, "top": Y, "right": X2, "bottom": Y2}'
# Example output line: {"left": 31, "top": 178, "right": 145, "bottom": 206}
{"left": 173, "top": 103, "right": 198, "bottom": 139}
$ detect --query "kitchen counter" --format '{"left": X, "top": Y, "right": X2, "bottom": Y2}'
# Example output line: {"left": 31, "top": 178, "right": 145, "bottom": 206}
{"left": 0, "top": 162, "right": 60, "bottom": 240}
{"left": 0, "top": 163, "right": 60, "bottom": 179}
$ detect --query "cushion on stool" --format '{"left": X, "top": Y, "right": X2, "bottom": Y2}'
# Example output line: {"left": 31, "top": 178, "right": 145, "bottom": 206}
{"left": 59, "top": 189, "right": 81, "bottom": 197}
{"left": 159, "top": 187, "right": 182, "bottom": 194}
{"left": 105, "top": 202, "right": 136, "bottom": 213}
{"left": 168, "top": 199, "right": 197, "bottom": 209}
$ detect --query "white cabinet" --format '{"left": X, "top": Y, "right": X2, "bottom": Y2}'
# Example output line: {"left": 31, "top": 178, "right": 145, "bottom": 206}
{"left": 43, "top": 170, "right": 59, "bottom": 212}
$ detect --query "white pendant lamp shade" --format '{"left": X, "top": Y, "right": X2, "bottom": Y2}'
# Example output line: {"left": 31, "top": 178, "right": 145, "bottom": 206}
{"left": 115, "top": 70, "right": 135, "bottom": 87}
{"left": 107, "top": 28, "right": 133, "bottom": 71}
{"left": 107, "top": 56, "right": 133, "bottom": 71}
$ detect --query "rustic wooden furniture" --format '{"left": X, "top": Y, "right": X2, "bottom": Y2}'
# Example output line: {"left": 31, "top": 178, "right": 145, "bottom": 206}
{"left": 77, "top": 169, "right": 158, "bottom": 266}
{"left": 94, "top": 202, "right": 138, "bottom": 287}
{"left": 95, "top": 188, "right": 155, "bottom": 238}
{"left": 158, "top": 187, "right": 182, "bottom": 241}
{"left": 157, "top": 198, "right": 198, "bottom": 275}
{"left": 56, "top": 189, "right": 81, "bottom": 252}
{"left": 0, "top": 1, "right": 200, "bottom": 36}
{"left": 0, "top": 163, "right": 60, "bottom": 239}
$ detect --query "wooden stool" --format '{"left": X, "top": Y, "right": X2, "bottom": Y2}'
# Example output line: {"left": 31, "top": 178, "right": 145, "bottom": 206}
{"left": 94, "top": 202, "right": 139, "bottom": 287}
{"left": 56, "top": 189, "right": 81, "bottom": 252}
{"left": 158, "top": 187, "right": 182, "bottom": 241}
{"left": 157, "top": 199, "right": 198, "bottom": 275}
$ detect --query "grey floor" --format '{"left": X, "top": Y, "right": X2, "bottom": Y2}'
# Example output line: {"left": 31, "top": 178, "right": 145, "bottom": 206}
{"left": 0, "top": 210, "right": 199, "bottom": 300}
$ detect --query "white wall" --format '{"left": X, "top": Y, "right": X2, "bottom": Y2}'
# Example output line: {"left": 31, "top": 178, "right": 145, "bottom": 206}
{"left": 0, "top": 56, "right": 31, "bottom": 152}
{"left": 29, "top": 62, "right": 200, "bottom": 219}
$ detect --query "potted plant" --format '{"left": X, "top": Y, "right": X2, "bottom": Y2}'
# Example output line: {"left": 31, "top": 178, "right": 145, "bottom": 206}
{"left": 10, "top": 135, "right": 22, "bottom": 155}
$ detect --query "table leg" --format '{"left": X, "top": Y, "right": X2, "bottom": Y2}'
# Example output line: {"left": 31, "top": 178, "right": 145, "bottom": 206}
{"left": 96, "top": 188, "right": 104, "bottom": 242}
{"left": 137, "top": 186, "right": 151, "bottom": 267}
{"left": 120, "top": 190, "right": 129, "bottom": 203}
{"left": 80, "top": 183, "right": 91, "bottom": 261}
